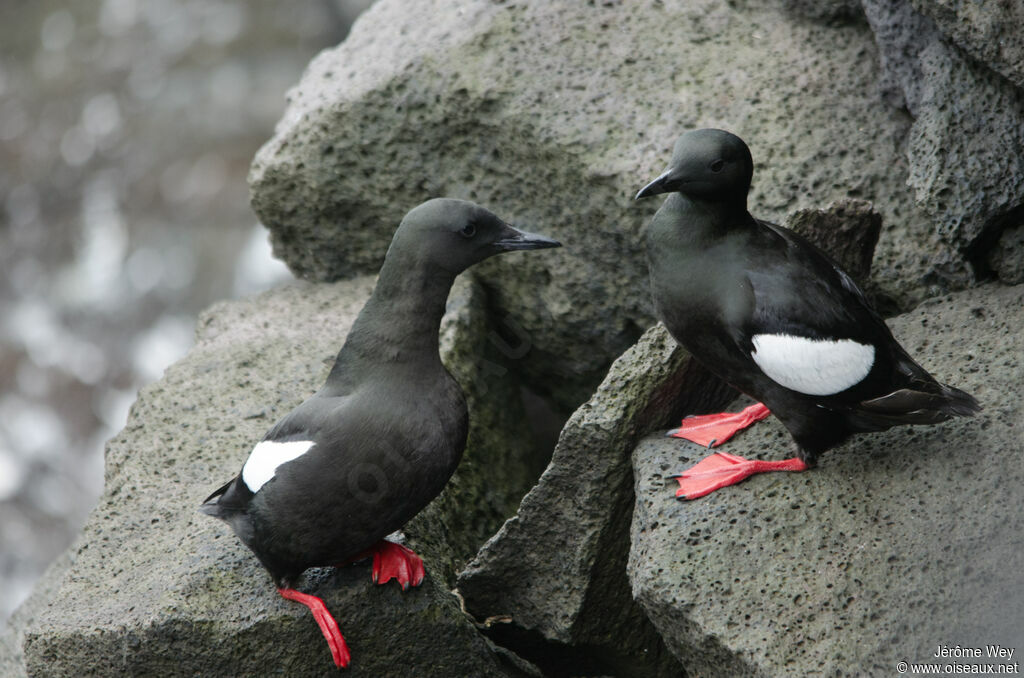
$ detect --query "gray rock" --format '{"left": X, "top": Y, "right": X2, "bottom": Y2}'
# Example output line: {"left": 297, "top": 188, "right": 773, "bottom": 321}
{"left": 861, "top": 0, "right": 944, "bottom": 111}
{"left": 862, "top": 0, "right": 1024, "bottom": 286}
{"left": 776, "top": 0, "right": 865, "bottom": 24}
{"left": 911, "top": 0, "right": 1024, "bottom": 90}
{"left": 629, "top": 282, "right": 1024, "bottom": 676}
{"left": 17, "top": 278, "right": 537, "bottom": 677}
{"left": 0, "top": 553, "right": 73, "bottom": 678}
{"left": 908, "top": 40, "right": 1024, "bottom": 273}
{"left": 457, "top": 322, "right": 735, "bottom": 676}
{"left": 250, "top": 0, "right": 952, "bottom": 408}
{"left": 989, "top": 218, "right": 1024, "bottom": 285}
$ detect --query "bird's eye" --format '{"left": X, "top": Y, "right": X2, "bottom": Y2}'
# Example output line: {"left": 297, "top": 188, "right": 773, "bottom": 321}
{"left": 460, "top": 223, "right": 477, "bottom": 238}
{"left": 710, "top": 159, "right": 725, "bottom": 173}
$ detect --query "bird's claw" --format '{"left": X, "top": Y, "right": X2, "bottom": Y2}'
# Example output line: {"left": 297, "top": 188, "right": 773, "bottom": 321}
{"left": 370, "top": 540, "right": 425, "bottom": 589}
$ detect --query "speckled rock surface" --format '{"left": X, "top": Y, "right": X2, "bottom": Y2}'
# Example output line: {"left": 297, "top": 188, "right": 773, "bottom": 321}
{"left": 990, "top": 221, "right": 1024, "bottom": 285}
{"left": 629, "top": 282, "right": 1024, "bottom": 676}
{"left": 907, "top": 40, "right": 1024, "bottom": 274}
{"left": 457, "top": 323, "right": 735, "bottom": 676}
{"left": 911, "top": 0, "right": 1024, "bottom": 90}
{"left": 250, "top": 0, "right": 950, "bottom": 408}
{"left": 0, "top": 553, "right": 71, "bottom": 678}
{"left": 861, "top": 0, "right": 944, "bottom": 111}
{"left": 862, "top": 0, "right": 1024, "bottom": 283}
{"left": 778, "top": 0, "right": 864, "bottom": 24}
{"left": 16, "top": 277, "right": 537, "bottom": 677}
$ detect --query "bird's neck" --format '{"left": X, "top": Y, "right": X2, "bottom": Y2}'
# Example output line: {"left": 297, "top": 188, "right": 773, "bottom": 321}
{"left": 645, "top": 192, "right": 754, "bottom": 329}
{"left": 647, "top": 192, "right": 751, "bottom": 251}
{"left": 324, "top": 258, "right": 455, "bottom": 392}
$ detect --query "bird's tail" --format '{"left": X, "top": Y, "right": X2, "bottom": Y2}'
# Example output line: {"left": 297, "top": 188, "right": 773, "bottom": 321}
{"left": 198, "top": 477, "right": 256, "bottom": 547}
{"left": 198, "top": 479, "right": 234, "bottom": 519}
{"left": 853, "top": 381, "right": 981, "bottom": 428}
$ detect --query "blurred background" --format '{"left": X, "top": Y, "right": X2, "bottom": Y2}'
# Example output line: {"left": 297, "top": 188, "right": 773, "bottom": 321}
{"left": 0, "top": 0, "right": 374, "bottom": 624}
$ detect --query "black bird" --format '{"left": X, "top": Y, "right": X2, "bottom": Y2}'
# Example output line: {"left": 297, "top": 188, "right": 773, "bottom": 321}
{"left": 635, "top": 129, "right": 979, "bottom": 499}
{"left": 200, "top": 198, "right": 560, "bottom": 667}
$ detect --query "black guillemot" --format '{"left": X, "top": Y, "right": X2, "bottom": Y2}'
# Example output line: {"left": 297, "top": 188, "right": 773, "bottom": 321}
{"left": 200, "top": 198, "right": 560, "bottom": 667}
{"left": 636, "top": 129, "right": 980, "bottom": 500}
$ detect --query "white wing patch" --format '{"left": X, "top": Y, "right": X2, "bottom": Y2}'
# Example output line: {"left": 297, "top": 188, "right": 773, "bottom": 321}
{"left": 242, "top": 440, "right": 315, "bottom": 493}
{"left": 751, "top": 334, "right": 874, "bottom": 396}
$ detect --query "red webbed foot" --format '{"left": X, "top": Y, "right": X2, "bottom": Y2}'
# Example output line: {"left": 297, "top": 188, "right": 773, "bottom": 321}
{"left": 367, "top": 540, "right": 425, "bottom": 590}
{"left": 672, "top": 452, "right": 808, "bottom": 500}
{"left": 278, "top": 587, "right": 351, "bottom": 669}
{"left": 668, "top": 402, "right": 771, "bottom": 448}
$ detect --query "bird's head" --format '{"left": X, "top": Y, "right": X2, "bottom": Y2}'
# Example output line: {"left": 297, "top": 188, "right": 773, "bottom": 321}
{"left": 387, "top": 198, "right": 561, "bottom": 275}
{"left": 635, "top": 129, "right": 753, "bottom": 203}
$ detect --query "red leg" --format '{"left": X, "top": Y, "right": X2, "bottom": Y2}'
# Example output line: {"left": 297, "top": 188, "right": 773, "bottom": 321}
{"left": 367, "top": 540, "right": 425, "bottom": 589}
{"left": 278, "top": 587, "right": 351, "bottom": 669}
{"left": 673, "top": 452, "right": 808, "bottom": 500}
{"left": 668, "top": 402, "right": 771, "bottom": 448}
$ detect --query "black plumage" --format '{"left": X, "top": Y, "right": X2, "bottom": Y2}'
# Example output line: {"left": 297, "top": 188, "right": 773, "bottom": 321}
{"left": 636, "top": 129, "right": 979, "bottom": 496}
{"left": 200, "top": 198, "right": 559, "bottom": 666}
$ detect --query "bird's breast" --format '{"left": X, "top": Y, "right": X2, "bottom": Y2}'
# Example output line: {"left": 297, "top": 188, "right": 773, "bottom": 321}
{"left": 650, "top": 251, "right": 750, "bottom": 338}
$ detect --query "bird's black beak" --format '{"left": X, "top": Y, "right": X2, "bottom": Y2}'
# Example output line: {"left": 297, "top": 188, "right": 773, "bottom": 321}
{"left": 635, "top": 168, "right": 676, "bottom": 200}
{"left": 494, "top": 224, "right": 562, "bottom": 251}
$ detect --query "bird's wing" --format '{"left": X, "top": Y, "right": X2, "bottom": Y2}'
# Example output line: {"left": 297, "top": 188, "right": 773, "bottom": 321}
{"left": 239, "top": 394, "right": 361, "bottom": 494}
{"left": 746, "top": 221, "right": 884, "bottom": 338}
{"left": 202, "top": 394, "right": 354, "bottom": 512}
{"left": 739, "top": 222, "right": 895, "bottom": 397}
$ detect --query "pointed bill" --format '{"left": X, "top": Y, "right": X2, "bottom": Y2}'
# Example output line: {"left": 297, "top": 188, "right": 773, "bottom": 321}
{"left": 635, "top": 168, "right": 674, "bottom": 200}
